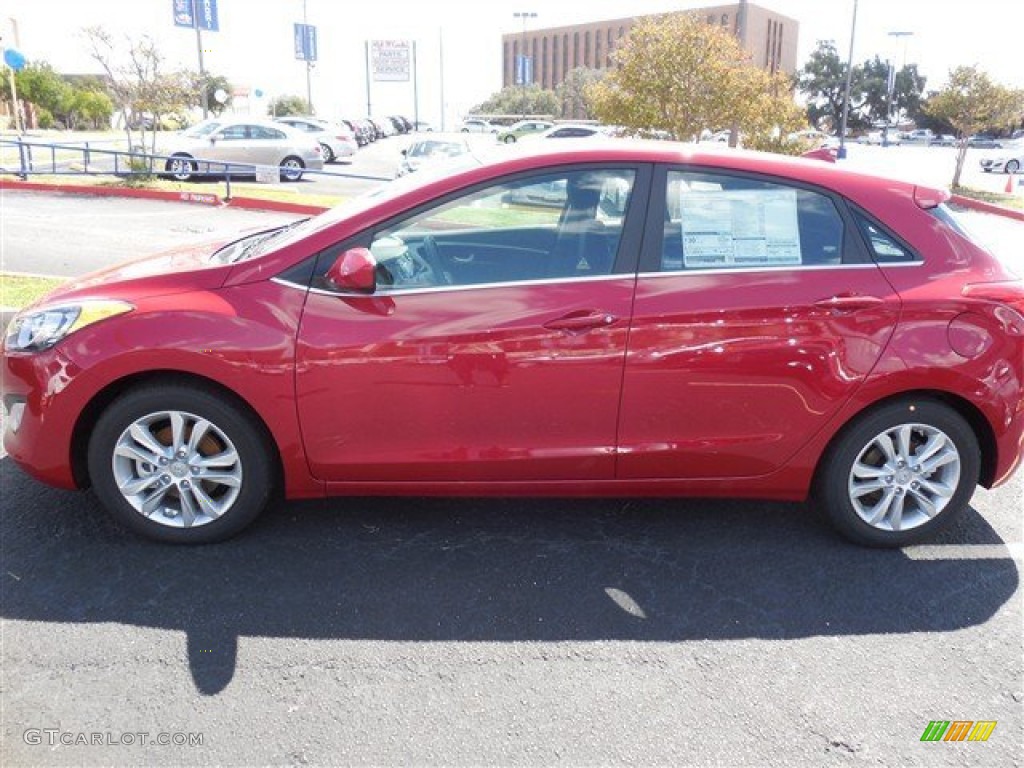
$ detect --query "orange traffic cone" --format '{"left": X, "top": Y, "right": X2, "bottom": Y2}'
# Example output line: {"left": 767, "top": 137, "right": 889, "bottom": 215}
{"left": 1006, "top": 173, "right": 1015, "bottom": 194}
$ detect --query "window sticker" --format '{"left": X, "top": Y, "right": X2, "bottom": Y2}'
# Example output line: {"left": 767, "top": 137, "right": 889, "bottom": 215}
{"left": 679, "top": 188, "right": 803, "bottom": 268}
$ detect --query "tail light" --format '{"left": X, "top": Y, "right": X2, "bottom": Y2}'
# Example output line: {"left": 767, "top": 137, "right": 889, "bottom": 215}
{"left": 963, "top": 281, "right": 1024, "bottom": 335}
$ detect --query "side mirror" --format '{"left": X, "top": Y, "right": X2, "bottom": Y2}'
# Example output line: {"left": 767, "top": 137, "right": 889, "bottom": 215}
{"left": 326, "top": 247, "right": 377, "bottom": 294}
{"left": 401, "top": 148, "right": 408, "bottom": 156}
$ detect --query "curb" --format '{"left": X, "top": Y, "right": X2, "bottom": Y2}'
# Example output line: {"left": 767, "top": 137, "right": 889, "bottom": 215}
{"left": 0, "top": 178, "right": 330, "bottom": 216}
{"left": 949, "top": 194, "right": 1024, "bottom": 223}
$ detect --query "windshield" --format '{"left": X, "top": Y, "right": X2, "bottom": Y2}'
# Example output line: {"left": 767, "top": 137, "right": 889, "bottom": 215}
{"left": 183, "top": 121, "right": 222, "bottom": 138}
{"left": 407, "top": 140, "right": 466, "bottom": 159}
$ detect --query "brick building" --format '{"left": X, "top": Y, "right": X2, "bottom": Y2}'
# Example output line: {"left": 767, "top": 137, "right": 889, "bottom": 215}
{"left": 501, "top": 3, "right": 798, "bottom": 91}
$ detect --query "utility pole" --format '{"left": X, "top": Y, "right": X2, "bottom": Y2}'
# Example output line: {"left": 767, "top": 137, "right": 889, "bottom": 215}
{"left": 513, "top": 11, "right": 536, "bottom": 119}
{"left": 303, "top": 0, "right": 313, "bottom": 113}
{"left": 728, "top": 0, "right": 748, "bottom": 147}
{"left": 191, "top": 0, "right": 208, "bottom": 118}
{"left": 438, "top": 28, "right": 445, "bottom": 130}
{"left": 887, "top": 30, "right": 913, "bottom": 128}
{"left": 838, "top": 0, "right": 858, "bottom": 159}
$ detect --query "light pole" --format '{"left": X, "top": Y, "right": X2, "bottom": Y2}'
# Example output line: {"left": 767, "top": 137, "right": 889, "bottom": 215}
{"left": 886, "top": 30, "right": 913, "bottom": 128}
{"left": 837, "top": 0, "right": 858, "bottom": 159}
{"left": 513, "top": 11, "right": 536, "bottom": 119}
{"left": 303, "top": 0, "right": 313, "bottom": 114}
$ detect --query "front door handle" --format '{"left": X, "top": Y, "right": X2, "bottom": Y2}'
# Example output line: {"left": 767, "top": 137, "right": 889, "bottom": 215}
{"left": 544, "top": 310, "right": 618, "bottom": 333}
{"left": 813, "top": 294, "right": 886, "bottom": 312}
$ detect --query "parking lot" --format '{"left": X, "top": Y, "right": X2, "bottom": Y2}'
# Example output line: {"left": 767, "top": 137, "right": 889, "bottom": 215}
{"left": 1, "top": 191, "right": 1022, "bottom": 765}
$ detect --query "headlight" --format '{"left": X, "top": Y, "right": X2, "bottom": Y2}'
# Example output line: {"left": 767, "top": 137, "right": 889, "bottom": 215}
{"left": 4, "top": 300, "right": 134, "bottom": 353}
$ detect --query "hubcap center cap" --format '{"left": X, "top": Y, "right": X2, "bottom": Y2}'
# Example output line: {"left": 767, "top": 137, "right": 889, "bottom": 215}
{"left": 895, "top": 468, "right": 913, "bottom": 485}
{"left": 169, "top": 461, "right": 188, "bottom": 478}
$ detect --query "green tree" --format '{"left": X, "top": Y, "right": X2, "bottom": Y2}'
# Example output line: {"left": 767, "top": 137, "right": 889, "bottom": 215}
{"left": 556, "top": 67, "right": 602, "bottom": 120}
{"left": 859, "top": 57, "right": 927, "bottom": 127}
{"left": 189, "top": 73, "right": 233, "bottom": 116}
{"left": 471, "top": 85, "right": 559, "bottom": 118}
{"left": 925, "top": 66, "right": 1022, "bottom": 186}
{"left": 796, "top": 40, "right": 864, "bottom": 132}
{"left": 590, "top": 11, "right": 804, "bottom": 147}
{"left": 83, "top": 26, "right": 192, "bottom": 151}
{"left": 268, "top": 95, "right": 310, "bottom": 117}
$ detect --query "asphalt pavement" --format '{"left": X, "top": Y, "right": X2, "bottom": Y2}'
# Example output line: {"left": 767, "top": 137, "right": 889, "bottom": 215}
{"left": 1, "top": 188, "right": 1022, "bottom": 766}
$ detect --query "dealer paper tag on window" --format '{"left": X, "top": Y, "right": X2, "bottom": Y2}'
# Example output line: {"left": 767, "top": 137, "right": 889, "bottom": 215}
{"left": 680, "top": 188, "right": 802, "bottom": 268}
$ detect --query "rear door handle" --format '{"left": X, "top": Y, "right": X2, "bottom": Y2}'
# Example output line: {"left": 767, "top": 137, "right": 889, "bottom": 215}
{"left": 813, "top": 294, "right": 886, "bottom": 312}
{"left": 544, "top": 310, "right": 618, "bottom": 333}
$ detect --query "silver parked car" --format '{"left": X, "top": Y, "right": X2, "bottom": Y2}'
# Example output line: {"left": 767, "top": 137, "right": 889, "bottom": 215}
{"left": 274, "top": 116, "right": 358, "bottom": 163}
{"left": 158, "top": 118, "right": 324, "bottom": 181}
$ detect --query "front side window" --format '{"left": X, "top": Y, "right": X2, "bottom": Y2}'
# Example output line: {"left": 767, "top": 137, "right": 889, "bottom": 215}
{"left": 364, "top": 168, "right": 637, "bottom": 291}
{"left": 659, "top": 171, "right": 845, "bottom": 271}
{"left": 218, "top": 125, "right": 248, "bottom": 140}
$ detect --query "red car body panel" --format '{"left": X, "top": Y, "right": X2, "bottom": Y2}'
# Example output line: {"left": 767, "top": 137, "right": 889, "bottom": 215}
{"left": 3, "top": 142, "right": 1023, "bottom": 509}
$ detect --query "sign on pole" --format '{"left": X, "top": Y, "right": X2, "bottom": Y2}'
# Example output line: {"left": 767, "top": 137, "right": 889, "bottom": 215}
{"left": 173, "top": 0, "right": 218, "bottom": 31}
{"left": 515, "top": 55, "right": 533, "bottom": 86}
{"left": 294, "top": 23, "right": 318, "bottom": 62}
{"left": 371, "top": 40, "right": 411, "bottom": 82}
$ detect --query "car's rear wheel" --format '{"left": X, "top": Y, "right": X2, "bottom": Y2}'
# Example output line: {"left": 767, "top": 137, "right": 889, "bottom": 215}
{"left": 319, "top": 142, "right": 335, "bottom": 163}
{"left": 165, "top": 154, "right": 196, "bottom": 181}
{"left": 280, "top": 156, "right": 305, "bottom": 181}
{"left": 1005, "top": 159, "right": 1020, "bottom": 174}
{"left": 814, "top": 399, "right": 979, "bottom": 547}
{"left": 87, "top": 384, "right": 273, "bottom": 544}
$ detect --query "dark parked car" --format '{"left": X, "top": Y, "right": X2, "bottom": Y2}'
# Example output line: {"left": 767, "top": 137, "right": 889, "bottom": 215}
{"left": 4, "top": 142, "right": 1023, "bottom": 547}
{"left": 968, "top": 134, "right": 1003, "bottom": 149}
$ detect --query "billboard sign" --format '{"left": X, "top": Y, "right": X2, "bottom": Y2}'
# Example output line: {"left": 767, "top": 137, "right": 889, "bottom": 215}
{"left": 371, "top": 40, "right": 411, "bottom": 82}
{"left": 173, "top": 0, "right": 218, "bottom": 31}
{"left": 294, "top": 23, "right": 318, "bottom": 62}
{"left": 515, "top": 54, "right": 533, "bottom": 85}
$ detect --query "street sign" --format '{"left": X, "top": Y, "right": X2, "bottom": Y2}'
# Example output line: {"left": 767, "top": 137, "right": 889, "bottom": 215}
{"left": 294, "top": 23, "right": 318, "bottom": 62}
{"left": 515, "top": 55, "right": 533, "bottom": 86}
{"left": 173, "top": 0, "right": 218, "bottom": 31}
{"left": 3, "top": 48, "right": 26, "bottom": 72}
{"left": 371, "top": 40, "right": 411, "bottom": 82}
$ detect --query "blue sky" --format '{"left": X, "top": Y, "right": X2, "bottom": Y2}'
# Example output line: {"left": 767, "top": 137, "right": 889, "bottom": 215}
{"left": 3, "top": 0, "right": 1020, "bottom": 128}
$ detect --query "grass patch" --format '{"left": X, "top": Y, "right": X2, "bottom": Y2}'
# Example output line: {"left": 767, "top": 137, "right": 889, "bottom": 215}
{"left": 1, "top": 273, "right": 67, "bottom": 309}
{"left": 434, "top": 205, "right": 560, "bottom": 228}
{"left": 953, "top": 185, "right": 1024, "bottom": 210}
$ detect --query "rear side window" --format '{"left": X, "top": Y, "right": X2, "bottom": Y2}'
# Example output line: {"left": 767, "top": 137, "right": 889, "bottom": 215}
{"left": 660, "top": 171, "right": 845, "bottom": 271}
{"left": 853, "top": 212, "right": 917, "bottom": 263}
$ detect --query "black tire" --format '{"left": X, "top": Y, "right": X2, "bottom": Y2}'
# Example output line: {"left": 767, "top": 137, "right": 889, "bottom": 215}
{"left": 503, "top": 135, "right": 516, "bottom": 144}
{"left": 165, "top": 154, "right": 196, "bottom": 181}
{"left": 1005, "top": 159, "right": 1020, "bottom": 174}
{"left": 280, "top": 156, "right": 305, "bottom": 182}
{"left": 87, "top": 384, "right": 273, "bottom": 544}
{"left": 813, "top": 399, "right": 980, "bottom": 548}
{"left": 319, "top": 142, "right": 335, "bottom": 163}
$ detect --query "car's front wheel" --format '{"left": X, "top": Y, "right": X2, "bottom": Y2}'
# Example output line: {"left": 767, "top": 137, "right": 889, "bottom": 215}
{"left": 814, "top": 399, "right": 980, "bottom": 547}
{"left": 504, "top": 135, "right": 516, "bottom": 144}
{"left": 319, "top": 142, "right": 335, "bottom": 163}
{"left": 280, "top": 156, "right": 305, "bottom": 181}
{"left": 87, "top": 384, "right": 273, "bottom": 544}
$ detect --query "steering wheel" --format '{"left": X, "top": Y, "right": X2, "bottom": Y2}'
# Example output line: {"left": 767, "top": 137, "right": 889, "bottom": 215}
{"left": 418, "top": 235, "right": 449, "bottom": 285}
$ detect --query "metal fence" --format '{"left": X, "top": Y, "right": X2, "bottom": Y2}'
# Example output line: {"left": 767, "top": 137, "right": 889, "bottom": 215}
{"left": 0, "top": 137, "right": 389, "bottom": 201}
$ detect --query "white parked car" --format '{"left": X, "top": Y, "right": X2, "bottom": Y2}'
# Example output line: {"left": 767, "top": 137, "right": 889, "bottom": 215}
{"left": 527, "top": 124, "right": 613, "bottom": 140}
{"left": 157, "top": 118, "right": 323, "bottom": 181}
{"left": 274, "top": 116, "right": 358, "bottom": 163}
{"left": 396, "top": 133, "right": 480, "bottom": 177}
{"left": 979, "top": 141, "right": 1024, "bottom": 174}
{"left": 459, "top": 118, "right": 498, "bottom": 134}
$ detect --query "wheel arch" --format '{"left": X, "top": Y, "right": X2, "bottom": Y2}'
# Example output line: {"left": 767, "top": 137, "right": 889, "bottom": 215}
{"left": 70, "top": 370, "right": 284, "bottom": 494}
{"left": 813, "top": 389, "right": 998, "bottom": 491}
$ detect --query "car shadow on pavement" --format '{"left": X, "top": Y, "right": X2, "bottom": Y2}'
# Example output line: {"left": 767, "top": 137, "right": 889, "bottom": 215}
{"left": 1, "top": 459, "right": 1017, "bottom": 696}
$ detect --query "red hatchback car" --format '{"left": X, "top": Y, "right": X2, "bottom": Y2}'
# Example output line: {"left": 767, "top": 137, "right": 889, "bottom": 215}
{"left": 4, "top": 143, "right": 1023, "bottom": 545}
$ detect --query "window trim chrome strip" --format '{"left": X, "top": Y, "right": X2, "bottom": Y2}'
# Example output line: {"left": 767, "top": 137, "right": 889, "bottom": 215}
{"left": 636, "top": 260, "right": 923, "bottom": 279}
{"left": 271, "top": 272, "right": 634, "bottom": 297}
